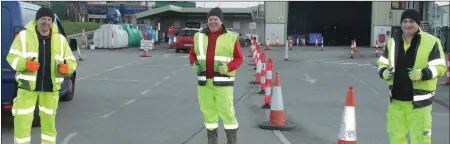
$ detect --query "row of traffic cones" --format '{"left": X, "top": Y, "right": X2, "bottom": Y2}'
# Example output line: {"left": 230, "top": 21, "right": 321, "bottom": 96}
{"left": 248, "top": 47, "right": 357, "bottom": 142}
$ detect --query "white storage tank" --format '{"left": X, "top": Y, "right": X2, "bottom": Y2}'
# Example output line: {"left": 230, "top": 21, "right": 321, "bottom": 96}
{"left": 93, "top": 24, "right": 129, "bottom": 49}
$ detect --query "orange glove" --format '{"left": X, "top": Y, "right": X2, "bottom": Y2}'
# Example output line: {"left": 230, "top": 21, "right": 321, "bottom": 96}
{"left": 58, "top": 60, "right": 68, "bottom": 74}
{"left": 26, "top": 57, "right": 40, "bottom": 72}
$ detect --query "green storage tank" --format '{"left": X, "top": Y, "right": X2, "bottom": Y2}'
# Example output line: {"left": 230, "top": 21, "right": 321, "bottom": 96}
{"left": 120, "top": 24, "right": 142, "bottom": 47}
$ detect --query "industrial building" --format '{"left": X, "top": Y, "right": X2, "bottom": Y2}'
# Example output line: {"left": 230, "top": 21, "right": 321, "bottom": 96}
{"left": 135, "top": 3, "right": 264, "bottom": 43}
{"left": 266, "top": 1, "right": 447, "bottom": 47}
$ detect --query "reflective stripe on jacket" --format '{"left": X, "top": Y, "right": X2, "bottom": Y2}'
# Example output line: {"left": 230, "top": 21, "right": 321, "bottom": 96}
{"left": 6, "top": 20, "right": 78, "bottom": 92}
{"left": 193, "top": 29, "right": 238, "bottom": 86}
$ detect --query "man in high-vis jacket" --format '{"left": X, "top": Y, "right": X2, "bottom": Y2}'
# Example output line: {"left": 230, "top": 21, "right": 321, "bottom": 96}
{"left": 377, "top": 9, "right": 447, "bottom": 144}
{"left": 189, "top": 7, "right": 244, "bottom": 144}
{"left": 6, "top": 7, "right": 77, "bottom": 144}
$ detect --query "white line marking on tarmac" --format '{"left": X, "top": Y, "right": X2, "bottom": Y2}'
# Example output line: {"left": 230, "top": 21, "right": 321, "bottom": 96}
{"left": 124, "top": 99, "right": 136, "bottom": 105}
{"left": 264, "top": 110, "right": 293, "bottom": 144}
{"left": 125, "top": 60, "right": 138, "bottom": 65}
{"left": 432, "top": 113, "right": 450, "bottom": 116}
{"left": 81, "top": 78, "right": 151, "bottom": 83}
{"left": 101, "top": 111, "right": 116, "bottom": 118}
{"left": 141, "top": 65, "right": 185, "bottom": 68}
{"left": 61, "top": 133, "right": 78, "bottom": 144}
{"left": 78, "top": 58, "right": 151, "bottom": 81}
{"left": 172, "top": 71, "right": 177, "bottom": 74}
{"left": 180, "top": 55, "right": 189, "bottom": 58}
{"left": 164, "top": 76, "right": 170, "bottom": 80}
{"left": 106, "top": 66, "right": 123, "bottom": 71}
{"left": 274, "top": 130, "right": 292, "bottom": 144}
{"left": 140, "top": 89, "right": 151, "bottom": 95}
{"left": 370, "top": 88, "right": 379, "bottom": 94}
{"left": 154, "top": 82, "right": 161, "bottom": 86}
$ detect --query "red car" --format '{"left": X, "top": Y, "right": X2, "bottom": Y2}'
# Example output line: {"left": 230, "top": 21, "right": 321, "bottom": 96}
{"left": 173, "top": 28, "right": 201, "bottom": 53}
{"left": 173, "top": 22, "right": 203, "bottom": 53}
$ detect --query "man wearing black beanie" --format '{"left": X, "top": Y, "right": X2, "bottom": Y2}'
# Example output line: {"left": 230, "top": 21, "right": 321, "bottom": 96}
{"left": 189, "top": 7, "right": 243, "bottom": 144}
{"left": 6, "top": 7, "right": 77, "bottom": 144}
{"left": 377, "top": 9, "right": 447, "bottom": 144}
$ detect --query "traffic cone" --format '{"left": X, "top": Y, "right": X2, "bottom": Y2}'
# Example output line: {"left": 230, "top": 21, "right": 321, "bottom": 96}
{"left": 337, "top": 85, "right": 357, "bottom": 144}
{"left": 259, "top": 72, "right": 295, "bottom": 131}
{"left": 258, "top": 53, "right": 266, "bottom": 94}
{"left": 302, "top": 38, "right": 306, "bottom": 46}
{"left": 353, "top": 39, "right": 357, "bottom": 52}
{"left": 140, "top": 48, "right": 151, "bottom": 57}
{"left": 375, "top": 40, "right": 379, "bottom": 57}
{"left": 315, "top": 39, "right": 318, "bottom": 47}
{"left": 296, "top": 37, "right": 299, "bottom": 46}
{"left": 446, "top": 53, "right": 450, "bottom": 84}
{"left": 261, "top": 58, "right": 273, "bottom": 109}
{"left": 276, "top": 36, "right": 280, "bottom": 47}
{"left": 249, "top": 42, "right": 255, "bottom": 57}
{"left": 350, "top": 40, "right": 354, "bottom": 59}
{"left": 250, "top": 53, "right": 262, "bottom": 84}
{"left": 321, "top": 37, "right": 324, "bottom": 51}
{"left": 265, "top": 38, "right": 271, "bottom": 50}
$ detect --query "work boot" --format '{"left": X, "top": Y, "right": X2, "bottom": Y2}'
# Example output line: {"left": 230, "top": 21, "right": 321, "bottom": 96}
{"left": 207, "top": 129, "right": 218, "bottom": 144}
{"left": 225, "top": 128, "right": 238, "bottom": 144}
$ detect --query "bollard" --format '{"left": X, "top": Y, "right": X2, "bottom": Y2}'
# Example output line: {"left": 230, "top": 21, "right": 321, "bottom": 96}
{"left": 284, "top": 40, "right": 289, "bottom": 61}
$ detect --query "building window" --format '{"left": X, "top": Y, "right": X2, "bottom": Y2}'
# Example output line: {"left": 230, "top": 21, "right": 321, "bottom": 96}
{"left": 391, "top": 1, "right": 406, "bottom": 10}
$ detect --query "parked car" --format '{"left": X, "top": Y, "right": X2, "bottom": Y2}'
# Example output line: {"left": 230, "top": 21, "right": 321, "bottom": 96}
{"left": 1, "top": 1, "right": 78, "bottom": 127}
{"left": 173, "top": 22, "right": 202, "bottom": 53}
{"left": 226, "top": 28, "right": 251, "bottom": 47}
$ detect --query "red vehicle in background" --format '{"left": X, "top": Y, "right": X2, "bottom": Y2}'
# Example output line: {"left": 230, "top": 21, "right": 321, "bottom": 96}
{"left": 173, "top": 22, "right": 202, "bottom": 53}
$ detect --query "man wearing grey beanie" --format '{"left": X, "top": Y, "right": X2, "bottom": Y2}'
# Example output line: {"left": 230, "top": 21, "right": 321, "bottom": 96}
{"left": 189, "top": 7, "right": 244, "bottom": 144}
{"left": 377, "top": 9, "right": 447, "bottom": 144}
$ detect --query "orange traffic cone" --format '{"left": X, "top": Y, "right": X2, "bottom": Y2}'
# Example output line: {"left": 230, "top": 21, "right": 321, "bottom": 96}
{"left": 350, "top": 40, "right": 354, "bottom": 59}
{"left": 337, "top": 85, "right": 357, "bottom": 144}
{"left": 321, "top": 37, "right": 324, "bottom": 51}
{"left": 276, "top": 36, "right": 280, "bottom": 47}
{"left": 258, "top": 52, "right": 266, "bottom": 94}
{"left": 265, "top": 38, "right": 271, "bottom": 50}
{"left": 251, "top": 55, "right": 262, "bottom": 84}
{"left": 261, "top": 58, "right": 273, "bottom": 109}
{"left": 315, "top": 39, "right": 318, "bottom": 47}
{"left": 375, "top": 40, "right": 379, "bottom": 57}
{"left": 140, "top": 48, "right": 151, "bottom": 57}
{"left": 259, "top": 72, "right": 295, "bottom": 131}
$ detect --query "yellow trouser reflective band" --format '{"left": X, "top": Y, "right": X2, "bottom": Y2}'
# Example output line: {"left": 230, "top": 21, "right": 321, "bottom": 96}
{"left": 12, "top": 107, "right": 35, "bottom": 115}
{"left": 224, "top": 124, "right": 239, "bottom": 129}
{"left": 39, "top": 106, "right": 55, "bottom": 115}
{"left": 205, "top": 123, "right": 219, "bottom": 129}
{"left": 14, "top": 136, "right": 31, "bottom": 144}
{"left": 41, "top": 134, "right": 56, "bottom": 142}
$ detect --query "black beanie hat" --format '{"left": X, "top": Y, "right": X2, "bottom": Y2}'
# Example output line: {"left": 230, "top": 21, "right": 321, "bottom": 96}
{"left": 35, "top": 7, "right": 55, "bottom": 22}
{"left": 400, "top": 9, "right": 421, "bottom": 24}
{"left": 207, "top": 7, "right": 223, "bottom": 20}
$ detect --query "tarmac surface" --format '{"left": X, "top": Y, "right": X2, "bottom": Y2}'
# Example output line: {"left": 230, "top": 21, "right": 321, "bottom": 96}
{"left": 1, "top": 44, "right": 448, "bottom": 144}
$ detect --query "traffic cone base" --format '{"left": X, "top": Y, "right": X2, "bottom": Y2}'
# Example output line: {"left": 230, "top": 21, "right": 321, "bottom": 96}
{"left": 258, "top": 120, "right": 295, "bottom": 131}
{"left": 140, "top": 49, "right": 151, "bottom": 57}
{"left": 259, "top": 72, "right": 295, "bottom": 131}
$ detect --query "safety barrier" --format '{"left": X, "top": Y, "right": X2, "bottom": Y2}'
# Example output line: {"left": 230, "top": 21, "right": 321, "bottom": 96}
{"left": 67, "top": 30, "right": 96, "bottom": 49}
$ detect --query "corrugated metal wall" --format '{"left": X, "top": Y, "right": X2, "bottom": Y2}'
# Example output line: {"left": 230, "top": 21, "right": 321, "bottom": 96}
{"left": 264, "top": 1, "right": 287, "bottom": 24}
{"left": 264, "top": 1, "right": 288, "bottom": 45}
{"left": 371, "top": 1, "right": 404, "bottom": 47}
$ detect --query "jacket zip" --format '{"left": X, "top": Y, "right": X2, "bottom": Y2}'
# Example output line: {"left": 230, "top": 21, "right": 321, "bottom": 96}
{"left": 42, "top": 39, "right": 46, "bottom": 91}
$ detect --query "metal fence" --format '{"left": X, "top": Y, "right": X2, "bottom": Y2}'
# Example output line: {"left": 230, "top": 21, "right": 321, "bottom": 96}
{"left": 67, "top": 30, "right": 96, "bottom": 48}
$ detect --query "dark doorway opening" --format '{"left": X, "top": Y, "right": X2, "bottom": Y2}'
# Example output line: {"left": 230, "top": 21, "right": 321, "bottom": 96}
{"left": 287, "top": 1, "right": 372, "bottom": 46}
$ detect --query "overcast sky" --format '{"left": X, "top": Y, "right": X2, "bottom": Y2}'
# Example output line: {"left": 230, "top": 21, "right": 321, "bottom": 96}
{"left": 195, "top": 2, "right": 263, "bottom": 8}
{"left": 194, "top": 1, "right": 449, "bottom": 8}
